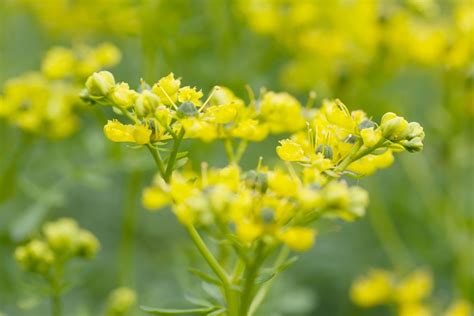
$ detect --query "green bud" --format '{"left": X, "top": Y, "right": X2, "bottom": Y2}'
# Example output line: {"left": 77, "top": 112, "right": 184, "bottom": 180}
{"left": 358, "top": 119, "right": 376, "bottom": 130}
{"left": 380, "top": 112, "right": 408, "bottom": 141}
{"left": 261, "top": 207, "right": 275, "bottom": 224}
{"left": 348, "top": 186, "right": 369, "bottom": 217}
{"left": 177, "top": 102, "right": 199, "bottom": 118}
{"left": 43, "top": 218, "right": 80, "bottom": 257}
{"left": 110, "top": 82, "right": 137, "bottom": 108}
{"left": 316, "top": 144, "right": 333, "bottom": 159}
{"left": 135, "top": 90, "right": 160, "bottom": 116}
{"left": 85, "top": 71, "right": 115, "bottom": 97}
{"left": 400, "top": 137, "right": 424, "bottom": 152}
{"left": 76, "top": 230, "right": 100, "bottom": 259}
{"left": 405, "top": 122, "right": 425, "bottom": 140}
{"left": 106, "top": 287, "right": 136, "bottom": 316}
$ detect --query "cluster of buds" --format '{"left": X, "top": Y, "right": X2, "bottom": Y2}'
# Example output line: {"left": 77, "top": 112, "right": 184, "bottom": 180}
{"left": 82, "top": 71, "right": 305, "bottom": 147}
{"left": 276, "top": 99, "right": 424, "bottom": 177}
{"left": 0, "top": 43, "right": 120, "bottom": 139}
{"left": 351, "top": 269, "right": 471, "bottom": 316}
{"left": 15, "top": 218, "right": 100, "bottom": 276}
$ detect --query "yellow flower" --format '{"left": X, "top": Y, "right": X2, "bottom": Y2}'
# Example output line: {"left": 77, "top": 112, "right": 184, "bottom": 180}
{"left": 204, "top": 104, "right": 237, "bottom": 124}
{"left": 268, "top": 169, "right": 298, "bottom": 197}
{"left": 360, "top": 127, "right": 382, "bottom": 147}
{"left": 232, "top": 119, "right": 268, "bottom": 141}
{"left": 152, "top": 73, "right": 181, "bottom": 106}
{"left": 132, "top": 124, "right": 151, "bottom": 145}
{"left": 103, "top": 120, "right": 150, "bottom": 145}
{"left": 236, "top": 220, "right": 263, "bottom": 243}
{"left": 444, "top": 300, "right": 472, "bottom": 316}
{"left": 278, "top": 227, "right": 316, "bottom": 252}
{"left": 94, "top": 42, "right": 121, "bottom": 67}
{"left": 178, "top": 86, "right": 203, "bottom": 106}
{"left": 104, "top": 120, "right": 134, "bottom": 143}
{"left": 142, "top": 187, "right": 170, "bottom": 210}
{"left": 350, "top": 269, "right": 393, "bottom": 307}
{"left": 41, "top": 47, "right": 75, "bottom": 80}
{"left": 276, "top": 139, "right": 306, "bottom": 162}
{"left": 259, "top": 91, "right": 305, "bottom": 133}
{"left": 399, "top": 303, "right": 432, "bottom": 316}
{"left": 394, "top": 269, "right": 433, "bottom": 303}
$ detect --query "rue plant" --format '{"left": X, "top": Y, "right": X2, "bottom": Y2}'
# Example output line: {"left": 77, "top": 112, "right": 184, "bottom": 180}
{"left": 82, "top": 70, "right": 425, "bottom": 316}
{"left": 14, "top": 218, "right": 100, "bottom": 316}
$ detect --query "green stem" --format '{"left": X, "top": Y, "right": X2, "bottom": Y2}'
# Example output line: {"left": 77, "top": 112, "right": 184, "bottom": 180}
{"left": 186, "top": 225, "right": 238, "bottom": 316}
{"left": 224, "top": 138, "right": 235, "bottom": 163}
{"left": 240, "top": 242, "right": 266, "bottom": 315}
{"left": 234, "top": 140, "right": 248, "bottom": 163}
{"left": 334, "top": 141, "right": 362, "bottom": 173}
{"left": 49, "top": 263, "right": 63, "bottom": 316}
{"left": 248, "top": 246, "right": 290, "bottom": 316}
{"left": 146, "top": 145, "right": 166, "bottom": 176}
{"left": 164, "top": 128, "right": 185, "bottom": 182}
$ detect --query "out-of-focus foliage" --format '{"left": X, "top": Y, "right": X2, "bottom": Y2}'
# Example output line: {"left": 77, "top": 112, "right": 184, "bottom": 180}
{"left": 0, "top": 0, "right": 472, "bottom": 315}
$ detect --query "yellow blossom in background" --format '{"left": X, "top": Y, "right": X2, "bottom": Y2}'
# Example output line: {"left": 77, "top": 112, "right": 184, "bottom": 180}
{"left": 350, "top": 269, "right": 393, "bottom": 307}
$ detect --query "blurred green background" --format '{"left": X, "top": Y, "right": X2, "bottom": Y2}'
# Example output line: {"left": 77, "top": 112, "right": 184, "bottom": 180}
{"left": 0, "top": 0, "right": 472, "bottom": 315}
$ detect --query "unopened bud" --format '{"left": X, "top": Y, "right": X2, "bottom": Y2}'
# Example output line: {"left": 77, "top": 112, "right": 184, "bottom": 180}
{"left": 85, "top": 71, "right": 115, "bottom": 97}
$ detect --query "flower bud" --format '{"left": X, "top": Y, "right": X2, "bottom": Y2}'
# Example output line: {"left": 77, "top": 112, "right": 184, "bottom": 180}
{"left": 316, "top": 144, "right": 333, "bottom": 159}
{"left": 135, "top": 90, "right": 160, "bottom": 116}
{"left": 142, "top": 187, "right": 170, "bottom": 210}
{"left": 76, "top": 229, "right": 100, "bottom": 259}
{"left": 380, "top": 112, "right": 409, "bottom": 141}
{"left": 43, "top": 218, "right": 80, "bottom": 257}
{"left": 360, "top": 127, "right": 382, "bottom": 147}
{"left": 106, "top": 287, "right": 136, "bottom": 316}
{"left": 15, "top": 240, "right": 54, "bottom": 274}
{"left": 110, "top": 83, "right": 137, "bottom": 108}
{"left": 400, "top": 137, "right": 424, "bottom": 152}
{"left": 177, "top": 102, "right": 199, "bottom": 118}
{"left": 85, "top": 71, "right": 115, "bottom": 97}
{"left": 405, "top": 122, "right": 425, "bottom": 140}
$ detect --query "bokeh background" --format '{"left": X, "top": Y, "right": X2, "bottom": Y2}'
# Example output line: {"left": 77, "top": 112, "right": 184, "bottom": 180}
{"left": 0, "top": 0, "right": 472, "bottom": 315}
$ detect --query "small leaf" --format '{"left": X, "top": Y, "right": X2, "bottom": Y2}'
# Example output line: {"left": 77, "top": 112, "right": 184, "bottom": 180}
{"left": 254, "top": 271, "right": 275, "bottom": 285}
{"left": 277, "top": 256, "right": 299, "bottom": 273}
{"left": 201, "top": 282, "right": 223, "bottom": 302}
{"left": 207, "top": 308, "right": 226, "bottom": 316}
{"left": 176, "top": 151, "right": 188, "bottom": 159}
{"left": 140, "top": 306, "right": 214, "bottom": 315}
{"left": 184, "top": 294, "right": 213, "bottom": 307}
{"left": 188, "top": 268, "right": 221, "bottom": 286}
{"left": 174, "top": 157, "right": 188, "bottom": 169}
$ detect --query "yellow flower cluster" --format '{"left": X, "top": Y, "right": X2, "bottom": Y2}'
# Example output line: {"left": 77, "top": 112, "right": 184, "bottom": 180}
{"left": 0, "top": 43, "right": 120, "bottom": 138}
{"left": 86, "top": 72, "right": 425, "bottom": 315}
{"left": 13, "top": 0, "right": 140, "bottom": 37}
{"left": 83, "top": 72, "right": 305, "bottom": 146}
{"left": 276, "top": 99, "right": 424, "bottom": 177}
{"left": 142, "top": 163, "right": 368, "bottom": 252}
{"left": 15, "top": 218, "right": 100, "bottom": 275}
{"left": 239, "top": 0, "right": 473, "bottom": 91}
{"left": 351, "top": 269, "right": 471, "bottom": 316}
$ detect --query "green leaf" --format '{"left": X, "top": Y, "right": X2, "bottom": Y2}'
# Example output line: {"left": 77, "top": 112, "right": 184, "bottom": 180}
{"left": 188, "top": 268, "right": 221, "bottom": 286}
{"left": 277, "top": 256, "right": 299, "bottom": 273}
{"left": 141, "top": 306, "right": 215, "bottom": 315}
{"left": 174, "top": 157, "right": 188, "bottom": 169}
{"left": 184, "top": 294, "right": 213, "bottom": 307}
{"left": 254, "top": 270, "right": 275, "bottom": 285}
{"left": 176, "top": 151, "right": 188, "bottom": 159}
{"left": 207, "top": 308, "right": 226, "bottom": 316}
